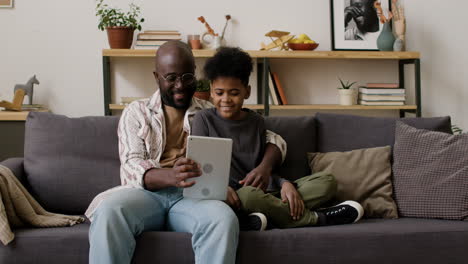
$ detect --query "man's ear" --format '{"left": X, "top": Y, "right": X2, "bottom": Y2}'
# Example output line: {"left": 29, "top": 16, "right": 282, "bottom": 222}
{"left": 245, "top": 85, "right": 251, "bottom": 99}
{"left": 153, "top": 71, "right": 158, "bottom": 79}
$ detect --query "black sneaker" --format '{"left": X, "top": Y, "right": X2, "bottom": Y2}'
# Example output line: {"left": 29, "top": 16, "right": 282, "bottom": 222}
{"left": 239, "top": 212, "right": 268, "bottom": 231}
{"left": 316, "top": 201, "right": 364, "bottom": 226}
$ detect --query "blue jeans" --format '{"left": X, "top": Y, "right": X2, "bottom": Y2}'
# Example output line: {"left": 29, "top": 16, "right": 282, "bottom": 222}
{"left": 89, "top": 187, "right": 239, "bottom": 264}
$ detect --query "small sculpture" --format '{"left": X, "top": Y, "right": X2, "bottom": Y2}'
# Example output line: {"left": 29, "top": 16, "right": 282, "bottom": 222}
{"left": 0, "top": 89, "right": 26, "bottom": 111}
{"left": 14, "top": 75, "right": 39, "bottom": 105}
{"left": 260, "top": 30, "right": 294, "bottom": 51}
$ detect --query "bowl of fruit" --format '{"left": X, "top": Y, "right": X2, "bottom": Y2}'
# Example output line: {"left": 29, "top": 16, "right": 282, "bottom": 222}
{"left": 288, "top": 34, "right": 319, "bottom": 51}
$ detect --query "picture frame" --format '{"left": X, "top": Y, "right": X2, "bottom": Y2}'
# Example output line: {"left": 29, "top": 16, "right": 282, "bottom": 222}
{"left": 0, "top": 0, "right": 13, "bottom": 8}
{"left": 330, "top": 0, "right": 391, "bottom": 51}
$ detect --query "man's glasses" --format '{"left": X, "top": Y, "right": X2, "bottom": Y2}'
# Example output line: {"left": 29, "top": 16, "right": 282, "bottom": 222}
{"left": 160, "top": 73, "right": 196, "bottom": 85}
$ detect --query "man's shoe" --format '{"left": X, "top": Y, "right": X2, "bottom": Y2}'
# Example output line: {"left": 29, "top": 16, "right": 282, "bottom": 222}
{"left": 316, "top": 201, "right": 364, "bottom": 226}
{"left": 240, "top": 212, "right": 268, "bottom": 231}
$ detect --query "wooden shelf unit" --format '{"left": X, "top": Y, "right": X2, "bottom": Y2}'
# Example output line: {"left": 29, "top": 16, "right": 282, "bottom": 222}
{"left": 0, "top": 109, "right": 49, "bottom": 121}
{"left": 102, "top": 49, "right": 421, "bottom": 117}
{"left": 110, "top": 103, "right": 417, "bottom": 111}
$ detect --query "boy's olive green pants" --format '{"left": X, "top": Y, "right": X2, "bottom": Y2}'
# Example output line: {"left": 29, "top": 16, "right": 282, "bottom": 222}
{"left": 236, "top": 171, "right": 337, "bottom": 228}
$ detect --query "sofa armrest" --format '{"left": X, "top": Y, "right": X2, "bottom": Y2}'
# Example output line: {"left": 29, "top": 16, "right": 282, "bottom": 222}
{"left": 0, "top": 157, "right": 26, "bottom": 184}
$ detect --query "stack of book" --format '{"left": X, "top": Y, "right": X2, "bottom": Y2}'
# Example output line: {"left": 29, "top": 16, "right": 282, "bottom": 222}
{"left": 358, "top": 83, "right": 405, "bottom": 106}
{"left": 135, "top": 30, "right": 182, "bottom": 49}
{"left": 21, "top": 104, "right": 48, "bottom": 111}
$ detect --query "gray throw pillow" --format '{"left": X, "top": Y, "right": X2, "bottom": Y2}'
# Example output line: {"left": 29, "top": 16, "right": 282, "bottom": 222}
{"left": 393, "top": 121, "right": 468, "bottom": 220}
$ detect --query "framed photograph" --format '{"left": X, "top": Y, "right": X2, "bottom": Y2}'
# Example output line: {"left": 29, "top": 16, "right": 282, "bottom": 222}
{"left": 331, "top": 0, "right": 390, "bottom": 51}
{"left": 0, "top": 0, "right": 13, "bottom": 8}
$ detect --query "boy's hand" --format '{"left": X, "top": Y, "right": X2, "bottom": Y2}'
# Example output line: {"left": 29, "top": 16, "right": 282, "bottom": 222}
{"left": 172, "top": 158, "right": 202, "bottom": 188}
{"left": 239, "top": 165, "right": 270, "bottom": 191}
{"left": 225, "top": 186, "right": 241, "bottom": 210}
{"left": 280, "top": 182, "right": 304, "bottom": 221}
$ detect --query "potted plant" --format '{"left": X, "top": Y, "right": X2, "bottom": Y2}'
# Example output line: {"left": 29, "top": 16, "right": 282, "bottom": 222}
{"left": 194, "top": 79, "right": 211, "bottom": 101}
{"left": 337, "top": 78, "right": 357, "bottom": 105}
{"left": 95, "top": 0, "right": 144, "bottom": 49}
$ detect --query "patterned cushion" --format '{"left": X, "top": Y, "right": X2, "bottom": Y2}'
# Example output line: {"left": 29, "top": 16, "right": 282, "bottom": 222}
{"left": 392, "top": 122, "right": 468, "bottom": 220}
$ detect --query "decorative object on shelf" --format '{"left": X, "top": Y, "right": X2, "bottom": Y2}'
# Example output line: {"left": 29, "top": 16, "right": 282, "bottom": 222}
{"left": 197, "top": 15, "right": 230, "bottom": 49}
{"left": 0, "top": 0, "right": 13, "bottom": 8}
{"left": 330, "top": 0, "right": 390, "bottom": 51}
{"left": 260, "top": 30, "right": 294, "bottom": 51}
{"left": 288, "top": 33, "right": 319, "bottom": 50}
{"left": 337, "top": 78, "right": 357, "bottom": 106}
{"left": 0, "top": 89, "right": 25, "bottom": 111}
{"left": 391, "top": 0, "right": 406, "bottom": 51}
{"left": 13, "top": 75, "right": 39, "bottom": 105}
{"left": 95, "top": 0, "right": 144, "bottom": 49}
{"left": 187, "top": 34, "right": 202, "bottom": 50}
{"left": 375, "top": 1, "right": 395, "bottom": 51}
{"left": 194, "top": 79, "right": 211, "bottom": 101}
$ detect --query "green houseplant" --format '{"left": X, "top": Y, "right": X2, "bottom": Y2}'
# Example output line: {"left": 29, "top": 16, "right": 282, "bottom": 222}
{"left": 95, "top": 0, "right": 144, "bottom": 49}
{"left": 337, "top": 77, "right": 357, "bottom": 105}
{"left": 194, "top": 79, "right": 211, "bottom": 101}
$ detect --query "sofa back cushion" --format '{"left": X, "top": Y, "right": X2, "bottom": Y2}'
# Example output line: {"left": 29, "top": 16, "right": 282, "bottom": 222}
{"left": 24, "top": 112, "right": 121, "bottom": 214}
{"left": 315, "top": 113, "right": 452, "bottom": 152}
{"left": 265, "top": 116, "right": 316, "bottom": 181}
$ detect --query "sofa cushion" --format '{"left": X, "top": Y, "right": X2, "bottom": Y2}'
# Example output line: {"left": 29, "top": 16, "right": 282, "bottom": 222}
{"left": 308, "top": 146, "right": 398, "bottom": 219}
{"left": 2, "top": 219, "right": 468, "bottom": 264}
{"left": 24, "top": 112, "right": 121, "bottom": 214}
{"left": 315, "top": 113, "right": 452, "bottom": 152}
{"left": 265, "top": 116, "right": 316, "bottom": 181}
{"left": 393, "top": 122, "right": 468, "bottom": 220}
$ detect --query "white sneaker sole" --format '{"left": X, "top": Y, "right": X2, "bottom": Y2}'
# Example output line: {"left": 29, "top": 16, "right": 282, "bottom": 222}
{"left": 249, "top": 212, "right": 267, "bottom": 231}
{"left": 337, "top": 200, "right": 364, "bottom": 223}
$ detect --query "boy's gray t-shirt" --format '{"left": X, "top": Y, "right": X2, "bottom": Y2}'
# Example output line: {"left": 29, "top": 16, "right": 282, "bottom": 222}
{"left": 191, "top": 108, "right": 269, "bottom": 190}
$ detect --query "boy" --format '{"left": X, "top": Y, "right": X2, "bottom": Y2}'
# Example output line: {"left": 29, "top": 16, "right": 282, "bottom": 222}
{"left": 192, "top": 47, "right": 363, "bottom": 230}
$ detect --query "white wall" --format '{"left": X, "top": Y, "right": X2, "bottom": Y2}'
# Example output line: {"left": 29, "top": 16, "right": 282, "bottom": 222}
{"left": 1, "top": 0, "right": 467, "bottom": 129}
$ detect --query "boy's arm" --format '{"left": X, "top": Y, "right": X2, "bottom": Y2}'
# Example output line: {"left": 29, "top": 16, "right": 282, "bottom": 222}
{"left": 191, "top": 111, "right": 209, "bottom": 136}
{"left": 240, "top": 143, "right": 282, "bottom": 191}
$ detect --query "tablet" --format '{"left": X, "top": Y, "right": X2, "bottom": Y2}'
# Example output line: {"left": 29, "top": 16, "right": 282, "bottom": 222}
{"left": 183, "top": 135, "right": 232, "bottom": 200}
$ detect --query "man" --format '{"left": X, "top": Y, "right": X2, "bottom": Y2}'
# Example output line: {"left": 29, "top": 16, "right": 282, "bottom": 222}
{"left": 85, "top": 41, "right": 286, "bottom": 264}
{"left": 344, "top": 0, "right": 380, "bottom": 41}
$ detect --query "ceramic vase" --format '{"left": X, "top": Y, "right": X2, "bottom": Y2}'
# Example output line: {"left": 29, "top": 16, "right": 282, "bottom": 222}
{"left": 377, "top": 22, "right": 396, "bottom": 51}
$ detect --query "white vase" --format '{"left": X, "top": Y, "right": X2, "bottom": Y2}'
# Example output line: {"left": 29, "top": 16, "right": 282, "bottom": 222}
{"left": 338, "top": 89, "right": 357, "bottom": 105}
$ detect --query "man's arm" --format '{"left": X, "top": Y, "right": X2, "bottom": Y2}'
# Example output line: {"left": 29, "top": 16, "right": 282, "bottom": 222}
{"left": 118, "top": 105, "right": 160, "bottom": 188}
{"left": 144, "top": 158, "right": 201, "bottom": 191}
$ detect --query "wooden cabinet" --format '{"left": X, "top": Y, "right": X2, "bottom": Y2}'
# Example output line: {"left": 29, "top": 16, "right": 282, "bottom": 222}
{"left": 102, "top": 49, "right": 421, "bottom": 117}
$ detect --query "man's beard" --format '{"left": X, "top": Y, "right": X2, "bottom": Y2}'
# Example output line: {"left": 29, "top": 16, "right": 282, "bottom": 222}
{"left": 160, "top": 83, "right": 196, "bottom": 110}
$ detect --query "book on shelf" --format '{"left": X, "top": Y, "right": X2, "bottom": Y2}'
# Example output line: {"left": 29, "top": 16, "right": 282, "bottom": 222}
{"left": 271, "top": 72, "right": 288, "bottom": 105}
{"left": 134, "top": 45, "right": 159, "bottom": 49}
{"left": 359, "top": 100, "right": 405, "bottom": 106}
{"left": 137, "top": 32, "right": 181, "bottom": 40}
{"left": 365, "top": 83, "right": 399, "bottom": 88}
{"left": 268, "top": 69, "right": 280, "bottom": 105}
{"left": 143, "top": 30, "right": 180, "bottom": 35}
{"left": 358, "top": 94, "right": 405, "bottom": 101}
{"left": 135, "top": 40, "right": 168, "bottom": 46}
{"left": 21, "top": 104, "right": 47, "bottom": 111}
{"left": 358, "top": 87, "right": 405, "bottom": 94}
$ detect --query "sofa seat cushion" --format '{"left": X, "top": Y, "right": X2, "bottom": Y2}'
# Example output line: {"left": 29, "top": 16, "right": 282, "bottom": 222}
{"left": 2, "top": 219, "right": 468, "bottom": 264}
{"left": 24, "top": 112, "right": 122, "bottom": 215}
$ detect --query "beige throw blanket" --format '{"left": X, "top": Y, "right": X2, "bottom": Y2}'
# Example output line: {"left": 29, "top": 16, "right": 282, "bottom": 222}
{"left": 0, "top": 165, "right": 85, "bottom": 245}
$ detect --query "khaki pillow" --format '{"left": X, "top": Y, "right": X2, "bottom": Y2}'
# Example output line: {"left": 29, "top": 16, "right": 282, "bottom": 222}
{"left": 308, "top": 146, "right": 398, "bottom": 219}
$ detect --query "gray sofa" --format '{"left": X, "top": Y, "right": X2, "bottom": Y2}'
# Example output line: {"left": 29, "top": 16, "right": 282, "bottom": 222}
{"left": 1, "top": 112, "right": 468, "bottom": 264}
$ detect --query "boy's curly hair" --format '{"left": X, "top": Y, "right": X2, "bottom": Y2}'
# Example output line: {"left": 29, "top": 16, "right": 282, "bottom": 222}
{"left": 203, "top": 47, "right": 253, "bottom": 86}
